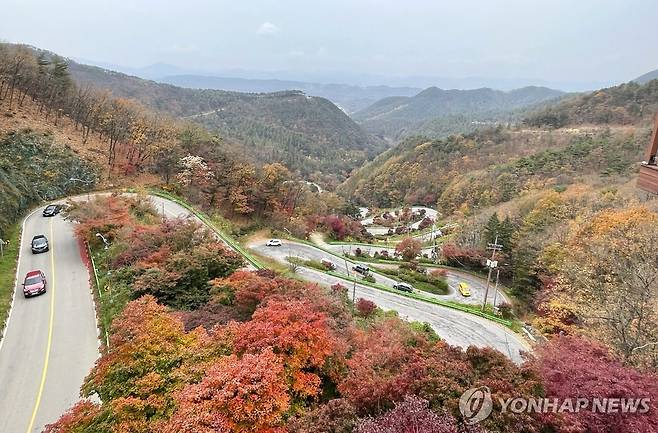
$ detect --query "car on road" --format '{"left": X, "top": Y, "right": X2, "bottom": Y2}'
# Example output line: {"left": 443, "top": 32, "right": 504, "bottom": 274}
{"left": 321, "top": 259, "right": 336, "bottom": 270}
{"left": 393, "top": 282, "right": 414, "bottom": 293}
{"left": 31, "top": 235, "right": 49, "bottom": 254}
{"left": 458, "top": 282, "right": 471, "bottom": 297}
{"left": 23, "top": 270, "right": 47, "bottom": 297}
{"left": 266, "top": 239, "right": 282, "bottom": 247}
{"left": 42, "top": 204, "right": 63, "bottom": 217}
{"left": 352, "top": 264, "right": 370, "bottom": 276}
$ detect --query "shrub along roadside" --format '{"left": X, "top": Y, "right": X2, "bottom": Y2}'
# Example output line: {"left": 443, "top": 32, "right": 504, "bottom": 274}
{"left": 67, "top": 195, "right": 245, "bottom": 332}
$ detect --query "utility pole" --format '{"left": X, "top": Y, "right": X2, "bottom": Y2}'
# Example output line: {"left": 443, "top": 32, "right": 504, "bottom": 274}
{"left": 492, "top": 268, "right": 501, "bottom": 307}
{"left": 0, "top": 238, "right": 4, "bottom": 258}
{"left": 482, "top": 235, "right": 503, "bottom": 311}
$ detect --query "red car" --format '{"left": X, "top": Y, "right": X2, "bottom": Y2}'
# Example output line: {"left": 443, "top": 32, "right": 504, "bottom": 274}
{"left": 23, "top": 270, "right": 47, "bottom": 297}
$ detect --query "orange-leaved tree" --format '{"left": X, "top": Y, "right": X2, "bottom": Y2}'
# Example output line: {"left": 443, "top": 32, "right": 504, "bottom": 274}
{"left": 234, "top": 298, "right": 349, "bottom": 399}
{"left": 162, "top": 348, "right": 290, "bottom": 433}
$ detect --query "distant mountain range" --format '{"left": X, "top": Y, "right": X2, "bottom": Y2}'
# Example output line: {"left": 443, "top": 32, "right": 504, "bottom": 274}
{"left": 158, "top": 75, "right": 421, "bottom": 113}
{"left": 351, "top": 86, "right": 566, "bottom": 139}
{"left": 634, "top": 69, "right": 658, "bottom": 85}
{"left": 340, "top": 79, "right": 658, "bottom": 209}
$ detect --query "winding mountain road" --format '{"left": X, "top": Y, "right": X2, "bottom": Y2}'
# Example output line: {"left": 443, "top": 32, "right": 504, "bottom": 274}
{"left": 320, "top": 242, "right": 508, "bottom": 306}
{"left": 249, "top": 239, "right": 529, "bottom": 363}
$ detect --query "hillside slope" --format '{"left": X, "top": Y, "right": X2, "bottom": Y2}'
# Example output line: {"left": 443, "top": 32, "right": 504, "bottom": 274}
{"left": 352, "top": 86, "right": 565, "bottom": 139}
{"left": 525, "top": 79, "right": 658, "bottom": 128}
{"left": 339, "top": 126, "right": 644, "bottom": 210}
{"left": 66, "top": 60, "right": 385, "bottom": 178}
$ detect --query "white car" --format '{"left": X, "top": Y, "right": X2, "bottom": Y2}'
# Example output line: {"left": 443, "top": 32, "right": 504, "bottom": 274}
{"left": 266, "top": 239, "right": 282, "bottom": 247}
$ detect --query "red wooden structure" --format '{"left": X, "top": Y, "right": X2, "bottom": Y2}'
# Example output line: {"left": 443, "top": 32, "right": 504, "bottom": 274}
{"left": 638, "top": 113, "right": 658, "bottom": 194}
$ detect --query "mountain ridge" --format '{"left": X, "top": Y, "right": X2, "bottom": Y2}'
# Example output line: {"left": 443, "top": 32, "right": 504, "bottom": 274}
{"left": 61, "top": 56, "right": 386, "bottom": 179}
{"left": 159, "top": 74, "right": 421, "bottom": 113}
{"left": 352, "top": 85, "right": 565, "bottom": 139}
{"left": 633, "top": 69, "right": 658, "bottom": 85}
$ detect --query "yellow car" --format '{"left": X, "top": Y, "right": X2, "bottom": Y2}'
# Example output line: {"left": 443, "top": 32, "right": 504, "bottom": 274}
{"left": 458, "top": 282, "right": 471, "bottom": 297}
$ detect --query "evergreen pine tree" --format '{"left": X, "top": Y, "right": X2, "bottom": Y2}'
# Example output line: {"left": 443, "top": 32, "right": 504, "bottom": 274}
{"left": 483, "top": 212, "right": 500, "bottom": 245}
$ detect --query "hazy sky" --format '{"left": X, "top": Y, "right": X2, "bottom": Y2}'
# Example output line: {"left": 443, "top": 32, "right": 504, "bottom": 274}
{"left": 2, "top": 0, "right": 657, "bottom": 88}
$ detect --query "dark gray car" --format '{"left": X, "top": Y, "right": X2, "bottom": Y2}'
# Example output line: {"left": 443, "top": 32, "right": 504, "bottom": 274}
{"left": 31, "top": 235, "right": 49, "bottom": 254}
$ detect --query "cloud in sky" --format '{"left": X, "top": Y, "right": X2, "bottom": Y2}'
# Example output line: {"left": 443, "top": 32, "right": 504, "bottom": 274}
{"left": 257, "top": 22, "right": 279, "bottom": 36}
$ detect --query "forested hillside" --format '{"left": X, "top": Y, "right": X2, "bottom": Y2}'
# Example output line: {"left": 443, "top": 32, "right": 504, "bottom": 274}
{"left": 525, "top": 79, "right": 658, "bottom": 127}
{"left": 0, "top": 131, "right": 97, "bottom": 238}
{"left": 341, "top": 76, "right": 658, "bottom": 371}
{"left": 340, "top": 126, "right": 645, "bottom": 209}
{"left": 65, "top": 57, "right": 385, "bottom": 178}
{"left": 353, "top": 85, "right": 565, "bottom": 139}
{"left": 343, "top": 79, "right": 658, "bottom": 209}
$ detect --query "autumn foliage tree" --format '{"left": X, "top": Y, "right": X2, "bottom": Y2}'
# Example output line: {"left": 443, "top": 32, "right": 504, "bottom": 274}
{"left": 355, "top": 298, "right": 377, "bottom": 318}
{"left": 234, "top": 298, "right": 348, "bottom": 399}
{"left": 544, "top": 206, "right": 658, "bottom": 369}
{"left": 395, "top": 237, "right": 423, "bottom": 261}
{"left": 69, "top": 195, "right": 244, "bottom": 311}
{"left": 339, "top": 317, "right": 544, "bottom": 432}
{"left": 533, "top": 335, "right": 658, "bottom": 433}
{"left": 162, "top": 349, "right": 290, "bottom": 433}
{"left": 73, "top": 296, "right": 213, "bottom": 432}
{"left": 357, "top": 395, "right": 485, "bottom": 433}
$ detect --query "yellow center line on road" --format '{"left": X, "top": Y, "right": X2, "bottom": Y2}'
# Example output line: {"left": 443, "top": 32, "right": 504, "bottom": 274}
{"left": 25, "top": 218, "right": 56, "bottom": 433}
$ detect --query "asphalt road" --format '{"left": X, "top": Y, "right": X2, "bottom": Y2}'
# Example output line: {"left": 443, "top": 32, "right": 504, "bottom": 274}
{"left": 0, "top": 208, "right": 98, "bottom": 433}
{"left": 323, "top": 243, "right": 508, "bottom": 306}
{"left": 249, "top": 239, "right": 529, "bottom": 363}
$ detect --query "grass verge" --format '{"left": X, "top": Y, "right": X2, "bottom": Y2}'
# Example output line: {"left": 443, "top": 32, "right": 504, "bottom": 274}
{"left": 0, "top": 223, "right": 20, "bottom": 341}
{"left": 86, "top": 243, "right": 111, "bottom": 350}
